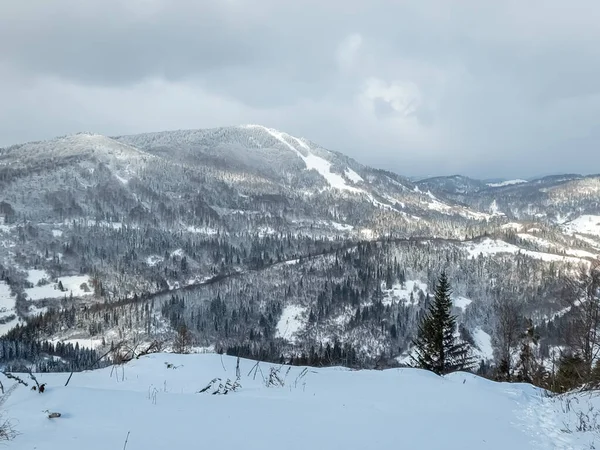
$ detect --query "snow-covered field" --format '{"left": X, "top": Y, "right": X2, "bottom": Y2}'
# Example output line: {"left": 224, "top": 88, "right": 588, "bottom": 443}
{"left": 383, "top": 280, "right": 428, "bottom": 306}
{"left": 465, "top": 238, "right": 587, "bottom": 264}
{"left": 563, "top": 215, "right": 600, "bottom": 237}
{"left": 275, "top": 304, "right": 306, "bottom": 342}
{"left": 472, "top": 327, "right": 493, "bottom": 360}
{"left": 517, "top": 233, "right": 598, "bottom": 258}
{"left": 487, "top": 179, "right": 528, "bottom": 187}
{"left": 3, "top": 353, "right": 597, "bottom": 449}
{"left": 25, "top": 270, "right": 93, "bottom": 301}
{"left": 0, "top": 281, "right": 20, "bottom": 336}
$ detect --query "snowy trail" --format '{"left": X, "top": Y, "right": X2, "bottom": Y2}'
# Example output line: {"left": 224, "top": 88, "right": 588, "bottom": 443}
{"left": 2, "top": 354, "right": 589, "bottom": 449}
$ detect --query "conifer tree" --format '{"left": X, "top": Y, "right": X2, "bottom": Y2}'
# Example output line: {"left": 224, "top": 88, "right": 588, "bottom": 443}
{"left": 412, "top": 272, "right": 474, "bottom": 375}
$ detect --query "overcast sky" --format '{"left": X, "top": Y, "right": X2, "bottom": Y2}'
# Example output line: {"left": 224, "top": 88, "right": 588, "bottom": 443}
{"left": 1, "top": 1, "right": 599, "bottom": 179}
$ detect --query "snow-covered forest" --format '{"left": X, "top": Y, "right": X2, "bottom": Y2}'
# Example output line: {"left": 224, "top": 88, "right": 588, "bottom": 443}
{"left": 0, "top": 127, "right": 599, "bottom": 390}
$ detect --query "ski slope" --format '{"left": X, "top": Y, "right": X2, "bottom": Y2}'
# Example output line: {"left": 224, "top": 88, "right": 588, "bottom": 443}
{"left": 3, "top": 353, "right": 596, "bottom": 449}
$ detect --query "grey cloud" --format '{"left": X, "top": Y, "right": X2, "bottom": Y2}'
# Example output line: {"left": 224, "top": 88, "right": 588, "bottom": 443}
{"left": 1, "top": 0, "right": 600, "bottom": 178}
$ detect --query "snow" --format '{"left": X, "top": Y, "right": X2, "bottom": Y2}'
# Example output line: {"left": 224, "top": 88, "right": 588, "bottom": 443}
{"left": 502, "top": 222, "right": 524, "bottom": 231}
{"left": 384, "top": 282, "right": 472, "bottom": 311}
{"left": 563, "top": 215, "right": 600, "bottom": 237}
{"left": 517, "top": 233, "right": 554, "bottom": 248}
{"left": 257, "top": 226, "right": 277, "bottom": 237}
{"left": 27, "top": 304, "right": 49, "bottom": 316}
{"left": 345, "top": 168, "right": 364, "bottom": 183}
{"left": 489, "top": 199, "right": 502, "bottom": 215}
{"left": 186, "top": 225, "right": 219, "bottom": 235}
{"left": 114, "top": 174, "right": 129, "bottom": 185}
{"left": 28, "top": 269, "right": 49, "bottom": 285}
{"left": 52, "top": 229, "right": 63, "bottom": 237}
{"left": 329, "top": 221, "right": 354, "bottom": 231}
{"left": 303, "top": 153, "right": 361, "bottom": 192}
{"left": 170, "top": 248, "right": 185, "bottom": 258}
{"left": 383, "top": 280, "right": 428, "bottom": 306}
{"left": 465, "top": 239, "right": 524, "bottom": 258}
{"left": 25, "top": 271, "right": 93, "bottom": 301}
{"left": 453, "top": 296, "right": 472, "bottom": 311}
{"left": 472, "top": 328, "right": 494, "bottom": 360}
{"left": 518, "top": 233, "right": 598, "bottom": 258}
{"left": 3, "top": 353, "right": 593, "bottom": 449}
{"left": 0, "top": 281, "right": 20, "bottom": 336}
{"left": 487, "top": 179, "right": 528, "bottom": 187}
{"left": 0, "top": 282, "right": 15, "bottom": 313}
{"left": 275, "top": 305, "right": 306, "bottom": 342}
{"left": 422, "top": 191, "right": 492, "bottom": 220}
{"left": 464, "top": 238, "right": 586, "bottom": 264}
{"left": 251, "top": 125, "right": 362, "bottom": 193}
{"left": 146, "top": 255, "right": 163, "bottom": 267}
{"left": 573, "top": 234, "right": 600, "bottom": 250}
{"left": 65, "top": 219, "right": 126, "bottom": 230}
{"left": 360, "top": 228, "right": 375, "bottom": 239}
{"left": 49, "top": 338, "right": 104, "bottom": 350}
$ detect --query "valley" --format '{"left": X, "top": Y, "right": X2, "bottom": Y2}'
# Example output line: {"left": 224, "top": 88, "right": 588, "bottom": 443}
{"left": 0, "top": 126, "right": 598, "bottom": 374}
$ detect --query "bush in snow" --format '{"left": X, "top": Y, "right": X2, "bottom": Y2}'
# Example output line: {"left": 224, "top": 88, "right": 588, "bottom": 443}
{"left": 0, "top": 385, "right": 18, "bottom": 441}
{"left": 198, "top": 378, "right": 241, "bottom": 395}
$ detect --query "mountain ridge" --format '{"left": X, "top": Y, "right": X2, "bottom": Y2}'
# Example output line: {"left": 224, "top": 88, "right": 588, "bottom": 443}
{"left": 0, "top": 124, "right": 599, "bottom": 374}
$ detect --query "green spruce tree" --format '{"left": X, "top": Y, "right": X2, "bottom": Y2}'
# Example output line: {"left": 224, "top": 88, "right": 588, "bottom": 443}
{"left": 412, "top": 272, "right": 474, "bottom": 375}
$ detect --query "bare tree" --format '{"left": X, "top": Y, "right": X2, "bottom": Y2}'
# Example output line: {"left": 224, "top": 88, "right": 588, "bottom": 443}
{"left": 564, "top": 261, "right": 600, "bottom": 377}
{"left": 491, "top": 296, "right": 523, "bottom": 381}
{"left": 173, "top": 325, "right": 192, "bottom": 354}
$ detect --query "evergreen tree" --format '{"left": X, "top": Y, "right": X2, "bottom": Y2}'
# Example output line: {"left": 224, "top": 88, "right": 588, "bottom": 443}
{"left": 515, "top": 319, "right": 546, "bottom": 385}
{"left": 412, "top": 272, "right": 474, "bottom": 375}
{"left": 554, "top": 353, "right": 587, "bottom": 393}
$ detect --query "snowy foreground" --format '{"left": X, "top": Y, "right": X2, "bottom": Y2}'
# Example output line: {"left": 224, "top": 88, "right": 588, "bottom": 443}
{"left": 3, "top": 354, "right": 599, "bottom": 449}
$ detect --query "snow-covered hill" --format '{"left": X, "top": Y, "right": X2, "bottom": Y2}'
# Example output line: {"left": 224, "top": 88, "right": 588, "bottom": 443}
{"left": 419, "top": 173, "right": 600, "bottom": 223}
{"left": 1, "top": 125, "right": 599, "bottom": 374}
{"left": 3, "top": 353, "right": 595, "bottom": 449}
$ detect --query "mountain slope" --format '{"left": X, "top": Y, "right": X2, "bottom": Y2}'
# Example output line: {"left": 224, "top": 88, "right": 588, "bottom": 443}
{"left": 419, "top": 173, "right": 600, "bottom": 221}
{"left": 0, "top": 125, "right": 502, "bottom": 305}
{"left": 0, "top": 126, "right": 599, "bottom": 374}
{"left": 3, "top": 353, "right": 591, "bottom": 449}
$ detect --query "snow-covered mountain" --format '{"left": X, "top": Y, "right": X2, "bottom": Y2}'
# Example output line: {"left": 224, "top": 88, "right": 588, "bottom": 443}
{"left": 418, "top": 173, "right": 600, "bottom": 222}
{"left": 0, "top": 125, "right": 499, "bottom": 232}
{"left": 3, "top": 353, "right": 597, "bottom": 449}
{"left": 0, "top": 125, "right": 599, "bottom": 373}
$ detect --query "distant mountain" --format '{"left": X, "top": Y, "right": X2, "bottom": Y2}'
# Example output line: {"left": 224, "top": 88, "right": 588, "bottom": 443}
{"left": 1, "top": 125, "right": 599, "bottom": 371}
{"left": 418, "top": 173, "right": 600, "bottom": 221}
{"left": 416, "top": 175, "right": 487, "bottom": 196}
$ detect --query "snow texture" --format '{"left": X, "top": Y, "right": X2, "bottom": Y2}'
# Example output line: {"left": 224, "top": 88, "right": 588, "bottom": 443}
{"left": 249, "top": 125, "right": 363, "bottom": 193}
{"left": 383, "top": 280, "right": 428, "bottom": 306}
{"left": 345, "top": 168, "right": 364, "bottom": 183}
{"left": 465, "top": 238, "right": 587, "bottom": 264}
{"left": 453, "top": 296, "right": 472, "bottom": 311}
{"left": 0, "top": 281, "right": 20, "bottom": 336}
{"left": 487, "top": 179, "right": 528, "bottom": 187}
{"left": 563, "top": 215, "right": 600, "bottom": 237}
{"left": 25, "top": 270, "right": 93, "bottom": 301}
{"left": 3, "top": 353, "right": 592, "bottom": 449}
{"left": 275, "top": 305, "right": 306, "bottom": 342}
{"left": 473, "top": 327, "right": 494, "bottom": 360}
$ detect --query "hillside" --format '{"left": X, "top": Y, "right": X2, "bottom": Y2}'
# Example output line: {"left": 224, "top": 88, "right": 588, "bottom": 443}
{"left": 0, "top": 126, "right": 599, "bottom": 373}
{"left": 2, "top": 353, "right": 596, "bottom": 449}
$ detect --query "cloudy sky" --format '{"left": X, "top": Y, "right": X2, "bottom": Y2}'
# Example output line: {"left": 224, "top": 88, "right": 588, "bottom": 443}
{"left": 1, "top": 1, "right": 599, "bottom": 179}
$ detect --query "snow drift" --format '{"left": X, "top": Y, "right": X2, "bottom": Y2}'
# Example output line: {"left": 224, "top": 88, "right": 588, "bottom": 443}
{"left": 2, "top": 353, "right": 595, "bottom": 449}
